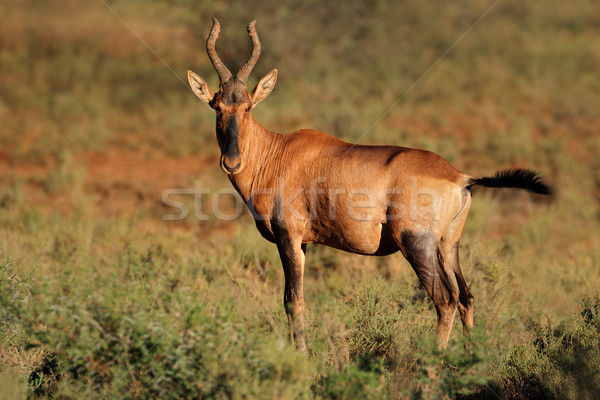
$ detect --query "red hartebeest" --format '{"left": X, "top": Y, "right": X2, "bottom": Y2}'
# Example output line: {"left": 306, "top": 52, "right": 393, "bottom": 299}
{"left": 187, "top": 19, "right": 551, "bottom": 350}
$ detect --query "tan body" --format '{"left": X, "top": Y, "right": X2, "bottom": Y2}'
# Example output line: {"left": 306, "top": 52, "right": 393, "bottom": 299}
{"left": 230, "top": 120, "right": 469, "bottom": 256}
{"left": 187, "top": 19, "right": 550, "bottom": 350}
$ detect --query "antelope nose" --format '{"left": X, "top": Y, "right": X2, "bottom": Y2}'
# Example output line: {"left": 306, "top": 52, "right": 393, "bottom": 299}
{"left": 221, "top": 156, "right": 242, "bottom": 174}
{"left": 225, "top": 161, "right": 241, "bottom": 173}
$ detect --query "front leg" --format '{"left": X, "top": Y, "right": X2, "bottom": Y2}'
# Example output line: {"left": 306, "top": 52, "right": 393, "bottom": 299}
{"left": 276, "top": 238, "right": 307, "bottom": 351}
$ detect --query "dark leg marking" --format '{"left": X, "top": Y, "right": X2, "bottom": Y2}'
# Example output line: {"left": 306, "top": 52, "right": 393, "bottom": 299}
{"left": 400, "top": 231, "right": 459, "bottom": 344}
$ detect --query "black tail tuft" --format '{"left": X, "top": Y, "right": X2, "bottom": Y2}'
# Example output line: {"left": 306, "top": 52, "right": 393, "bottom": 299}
{"left": 469, "top": 168, "right": 552, "bottom": 195}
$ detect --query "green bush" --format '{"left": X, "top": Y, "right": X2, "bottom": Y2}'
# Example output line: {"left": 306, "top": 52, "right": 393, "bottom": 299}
{"left": 497, "top": 295, "right": 600, "bottom": 399}
{"left": 412, "top": 328, "right": 489, "bottom": 400}
{"left": 348, "top": 277, "right": 398, "bottom": 367}
{"left": 312, "top": 360, "right": 389, "bottom": 400}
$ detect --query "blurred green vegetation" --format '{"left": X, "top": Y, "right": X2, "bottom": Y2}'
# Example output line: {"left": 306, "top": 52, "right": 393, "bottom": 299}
{"left": 1, "top": 0, "right": 599, "bottom": 398}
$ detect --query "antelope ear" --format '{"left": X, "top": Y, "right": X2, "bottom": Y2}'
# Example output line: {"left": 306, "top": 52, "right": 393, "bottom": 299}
{"left": 251, "top": 69, "right": 277, "bottom": 106}
{"left": 187, "top": 70, "right": 215, "bottom": 104}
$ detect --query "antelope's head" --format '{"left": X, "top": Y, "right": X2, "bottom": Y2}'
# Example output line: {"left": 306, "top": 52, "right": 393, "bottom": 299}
{"left": 188, "top": 18, "right": 277, "bottom": 175}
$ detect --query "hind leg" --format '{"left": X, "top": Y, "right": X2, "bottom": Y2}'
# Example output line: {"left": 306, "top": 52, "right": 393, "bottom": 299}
{"left": 439, "top": 240, "right": 474, "bottom": 334}
{"left": 401, "top": 232, "right": 459, "bottom": 345}
{"left": 439, "top": 190, "right": 474, "bottom": 334}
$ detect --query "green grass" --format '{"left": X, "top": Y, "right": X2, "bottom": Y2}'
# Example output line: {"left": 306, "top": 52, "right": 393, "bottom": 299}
{"left": 1, "top": 0, "right": 599, "bottom": 398}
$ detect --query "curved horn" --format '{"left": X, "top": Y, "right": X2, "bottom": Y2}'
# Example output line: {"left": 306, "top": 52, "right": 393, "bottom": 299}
{"left": 235, "top": 20, "right": 261, "bottom": 84}
{"left": 206, "top": 17, "right": 232, "bottom": 83}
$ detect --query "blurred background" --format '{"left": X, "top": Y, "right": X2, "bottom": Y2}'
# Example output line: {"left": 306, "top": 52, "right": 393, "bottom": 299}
{"left": 1, "top": 0, "right": 599, "bottom": 398}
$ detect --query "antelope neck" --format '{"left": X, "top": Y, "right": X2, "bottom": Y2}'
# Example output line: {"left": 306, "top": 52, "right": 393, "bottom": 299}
{"left": 227, "top": 116, "right": 281, "bottom": 201}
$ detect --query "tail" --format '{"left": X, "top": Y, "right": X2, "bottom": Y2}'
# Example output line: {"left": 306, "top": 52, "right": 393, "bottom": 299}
{"left": 468, "top": 168, "right": 552, "bottom": 195}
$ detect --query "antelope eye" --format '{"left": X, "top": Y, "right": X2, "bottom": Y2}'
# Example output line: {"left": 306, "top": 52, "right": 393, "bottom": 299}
{"left": 245, "top": 106, "right": 252, "bottom": 112}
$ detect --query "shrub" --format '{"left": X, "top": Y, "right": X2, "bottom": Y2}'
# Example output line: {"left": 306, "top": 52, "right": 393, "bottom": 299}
{"left": 348, "top": 277, "right": 398, "bottom": 368}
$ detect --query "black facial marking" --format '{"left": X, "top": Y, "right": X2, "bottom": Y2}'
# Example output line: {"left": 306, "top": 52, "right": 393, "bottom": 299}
{"left": 224, "top": 116, "right": 240, "bottom": 158}
{"left": 216, "top": 115, "right": 240, "bottom": 160}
